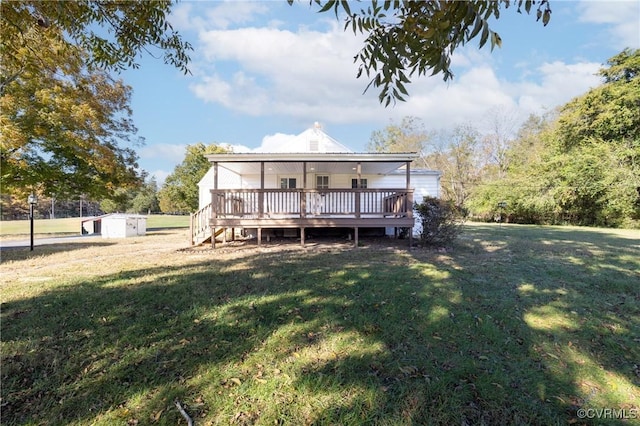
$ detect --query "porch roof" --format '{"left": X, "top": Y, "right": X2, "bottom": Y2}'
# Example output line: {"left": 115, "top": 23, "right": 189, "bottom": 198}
{"left": 204, "top": 152, "right": 418, "bottom": 175}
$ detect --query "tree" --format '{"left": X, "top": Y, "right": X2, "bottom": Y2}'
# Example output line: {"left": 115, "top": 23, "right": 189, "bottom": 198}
{"left": 304, "top": 0, "right": 551, "bottom": 105}
{"left": 159, "top": 144, "right": 230, "bottom": 213}
{"left": 550, "top": 49, "right": 639, "bottom": 226}
{"left": 0, "top": 25, "right": 141, "bottom": 201}
{"left": 427, "top": 124, "right": 483, "bottom": 210}
{"left": 469, "top": 49, "right": 640, "bottom": 227}
{"left": 367, "top": 116, "right": 432, "bottom": 168}
{"left": 130, "top": 177, "right": 160, "bottom": 214}
{"left": 480, "top": 106, "right": 521, "bottom": 179}
{"left": 99, "top": 175, "right": 160, "bottom": 214}
{"left": 1, "top": 0, "right": 191, "bottom": 200}
{"left": 0, "top": 0, "right": 191, "bottom": 81}
{"left": 557, "top": 48, "right": 640, "bottom": 153}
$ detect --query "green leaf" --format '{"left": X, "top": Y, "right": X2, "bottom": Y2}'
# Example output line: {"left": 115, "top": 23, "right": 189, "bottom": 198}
{"left": 318, "top": 0, "right": 337, "bottom": 14}
{"left": 469, "top": 16, "right": 483, "bottom": 39}
{"left": 491, "top": 31, "right": 502, "bottom": 50}
{"left": 542, "top": 9, "right": 551, "bottom": 26}
{"left": 479, "top": 22, "right": 489, "bottom": 48}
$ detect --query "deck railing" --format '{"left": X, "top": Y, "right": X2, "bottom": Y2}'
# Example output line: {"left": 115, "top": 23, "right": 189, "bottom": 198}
{"left": 210, "top": 188, "right": 413, "bottom": 219}
{"left": 190, "top": 202, "right": 212, "bottom": 245}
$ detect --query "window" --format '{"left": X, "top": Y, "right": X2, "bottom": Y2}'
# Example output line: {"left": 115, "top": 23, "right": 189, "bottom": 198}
{"left": 280, "top": 178, "right": 297, "bottom": 189}
{"left": 316, "top": 175, "right": 329, "bottom": 189}
{"left": 351, "top": 178, "right": 368, "bottom": 188}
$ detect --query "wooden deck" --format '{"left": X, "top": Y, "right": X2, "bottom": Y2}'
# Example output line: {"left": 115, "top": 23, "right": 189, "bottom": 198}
{"left": 193, "top": 188, "right": 415, "bottom": 247}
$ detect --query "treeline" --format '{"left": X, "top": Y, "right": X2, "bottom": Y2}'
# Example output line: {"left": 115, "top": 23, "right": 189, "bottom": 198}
{"left": 371, "top": 49, "right": 639, "bottom": 228}
{"left": 471, "top": 49, "right": 639, "bottom": 227}
{"left": 0, "top": 143, "right": 225, "bottom": 221}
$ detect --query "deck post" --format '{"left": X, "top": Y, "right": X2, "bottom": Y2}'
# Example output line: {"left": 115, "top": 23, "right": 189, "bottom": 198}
{"left": 354, "top": 227, "right": 359, "bottom": 248}
{"left": 190, "top": 213, "right": 194, "bottom": 245}
{"left": 405, "top": 161, "right": 410, "bottom": 189}
{"left": 257, "top": 227, "right": 262, "bottom": 247}
{"left": 301, "top": 163, "right": 307, "bottom": 218}
{"left": 214, "top": 162, "right": 219, "bottom": 189}
{"left": 300, "top": 227, "right": 305, "bottom": 247}
{"left": 259, "top": 162, "right": 265, "bottom": 218}
{"left": 211, "top": 226, "right": 216, "bottom": 249}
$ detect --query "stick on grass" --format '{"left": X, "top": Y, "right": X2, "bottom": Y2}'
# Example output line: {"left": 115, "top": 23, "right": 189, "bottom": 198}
{"left": 174, "top": 400, "right": 194, "bottom": 426}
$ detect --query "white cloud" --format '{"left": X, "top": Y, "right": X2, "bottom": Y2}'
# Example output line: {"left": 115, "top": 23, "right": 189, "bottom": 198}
{"left": 511, "top": 61, "right": 602, "bottom": 112}
{"left": 254, "top": 133, "right": 299, "bottom": 153}
{"left": 190, "top": 23, "right": 371, "bottom": 120}
{"left": 181, "top": 2, "right": 614, "bottom": 143}
{"left": 171, "top": 1, "right": 270, "bottom": 32}
{"left": 577, "top": 1, "right": 640, "bottom": 49}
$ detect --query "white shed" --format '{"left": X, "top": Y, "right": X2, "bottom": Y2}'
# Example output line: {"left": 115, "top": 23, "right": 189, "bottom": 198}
{"left": 101, "top": 214, "right": 147, "bottom": 239}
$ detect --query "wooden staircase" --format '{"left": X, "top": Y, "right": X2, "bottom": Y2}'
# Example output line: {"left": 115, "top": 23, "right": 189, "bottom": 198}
{"left": 190, "top": 203, "right": 212, "bottom": 245}
{"left": 190, "top": 204, "right": 233, "bottom": 246}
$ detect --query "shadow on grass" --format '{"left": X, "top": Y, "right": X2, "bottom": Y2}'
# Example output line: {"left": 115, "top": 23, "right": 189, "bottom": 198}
{"left": 1, "top": 225, "right": 638, "bottom": 424}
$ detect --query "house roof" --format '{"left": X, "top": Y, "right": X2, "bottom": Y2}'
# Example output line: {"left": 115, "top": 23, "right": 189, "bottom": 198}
{"left": 205, "top": 152, "right": 418, "bottom": 176}
{"left": 253, "top": 124, "right": 353, "bottom": 153}
{"left": 203, "top": 124, "right": 422, "bottom": 175}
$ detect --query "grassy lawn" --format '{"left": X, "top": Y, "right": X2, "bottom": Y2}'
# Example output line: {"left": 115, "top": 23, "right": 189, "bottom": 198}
{"left": 0, "top": 215, "right": 189, "bottom": 238}
{"left": 1, "top": 224, "right": 638, "bottom": 425}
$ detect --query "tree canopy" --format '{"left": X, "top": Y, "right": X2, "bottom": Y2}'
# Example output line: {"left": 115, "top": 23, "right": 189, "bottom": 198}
{"left": 0, "top": 25, "right": 141, "bottom": 200}
{"left": 469, "top": 49, "right": 640, "bottom": 227}
{"left": 0, "top": 0, "right": 191, "bottom": 79}
{"left": 158, "top": 143, "right": 230, "bottom": 213}
{"left": 367, "top": 116, "right": 431, "bottom": 167}
{"left": 370, "top": 49, "right": 639, "bottom": 227}
{"left": 1, "top": 0, "right": 191, "bottom": 203}
{"left": 305, "top": 0, "right": 552, "bottom": 105}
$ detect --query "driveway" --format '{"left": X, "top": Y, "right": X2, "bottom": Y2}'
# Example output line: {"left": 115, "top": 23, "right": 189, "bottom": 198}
{"left": 0, "top": 234, "right": 102, "bottom": 250}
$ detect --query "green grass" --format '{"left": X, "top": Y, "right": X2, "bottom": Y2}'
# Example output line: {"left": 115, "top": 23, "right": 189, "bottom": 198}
{"left": 0, "top": 214, "right": 189, "bottom": 237}
{"left": 1, "top": 224, "right": 639, "bottom": 425}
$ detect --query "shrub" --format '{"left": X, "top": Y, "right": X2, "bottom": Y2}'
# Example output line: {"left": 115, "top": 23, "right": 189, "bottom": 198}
{"left": 415, "top": 197, "right": 464, "bottom": 246}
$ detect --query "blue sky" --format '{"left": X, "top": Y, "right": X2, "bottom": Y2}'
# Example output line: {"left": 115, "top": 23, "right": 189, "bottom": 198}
{"left": 119, "top": 1, "right": 640, "bottom": 184}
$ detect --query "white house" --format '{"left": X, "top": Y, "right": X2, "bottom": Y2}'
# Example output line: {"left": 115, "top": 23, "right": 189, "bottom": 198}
{"left": 193, "top": 124, "right": 440, "bottom": 247}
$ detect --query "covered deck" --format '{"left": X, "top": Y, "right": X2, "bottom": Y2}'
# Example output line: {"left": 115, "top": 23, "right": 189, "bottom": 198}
{"left": 191, "top": 152, "right": 418, "bottom": 248}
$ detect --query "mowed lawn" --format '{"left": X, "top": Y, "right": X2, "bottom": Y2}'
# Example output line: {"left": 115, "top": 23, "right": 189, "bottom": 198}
{"left": 1, "top": 224, "right": 638, "bottom": 425}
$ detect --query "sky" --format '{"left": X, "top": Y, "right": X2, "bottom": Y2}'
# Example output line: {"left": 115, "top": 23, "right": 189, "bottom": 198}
{"left": 119, "top": 0, "right": 640, "bottom": 185}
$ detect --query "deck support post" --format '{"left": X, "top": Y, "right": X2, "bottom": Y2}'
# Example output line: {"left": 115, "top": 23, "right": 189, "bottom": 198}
{"left": 222, "top": 227, "right": 227, "bottom": 244}
{"left": 259, "top": 162, "right": 265, "bottom": 219}
{"left": 354, "top": 227, "right": 359, "bottom": 248}
{"left": 301, "top": 162, "right": 307, "bottom": 218}
{"left": 211, "top": 226, "right": 216, "bottom": 249}
{"left": 190, "top": 213, "right": 194, "bottom": 246}
{"left": 257, "top": 228, "right": 262, "bottom": 247}
{"left": 300, "top": 227, "right": 305, "bottom": 247}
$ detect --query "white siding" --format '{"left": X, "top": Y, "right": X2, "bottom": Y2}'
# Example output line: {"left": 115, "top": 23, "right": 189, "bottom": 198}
{"left": 198, "top": 167, "right": 242, "bottom": 209}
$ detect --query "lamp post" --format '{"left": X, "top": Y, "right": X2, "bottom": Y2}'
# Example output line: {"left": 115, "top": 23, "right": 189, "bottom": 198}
{"left": 28, "top": 193, "right": 38, "bottom": 251}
